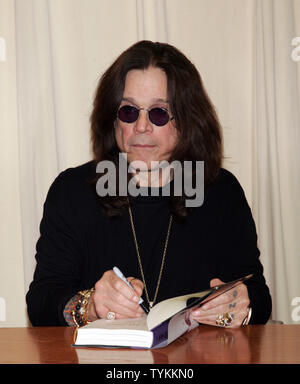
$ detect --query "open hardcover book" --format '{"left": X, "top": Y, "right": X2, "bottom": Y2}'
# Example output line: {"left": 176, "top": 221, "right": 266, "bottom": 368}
{"left": 73, "top": 274, "right": 252, "bottom": 349}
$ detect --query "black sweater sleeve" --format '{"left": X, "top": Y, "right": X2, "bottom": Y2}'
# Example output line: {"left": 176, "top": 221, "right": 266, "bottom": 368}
{"left": 26, "top": 171, "right": 84, "bottom": 326}
{"left": 216, "top": 171, "right": 272, "bottom": 324}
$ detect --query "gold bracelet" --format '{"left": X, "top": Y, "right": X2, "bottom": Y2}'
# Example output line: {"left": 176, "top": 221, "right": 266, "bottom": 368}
{"left": 71, "top": 288, "right": 95, "bottom": 327}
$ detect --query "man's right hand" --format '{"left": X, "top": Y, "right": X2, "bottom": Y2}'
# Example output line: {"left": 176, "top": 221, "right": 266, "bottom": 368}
{"left": 88, "top": 270, "right": 145, "bottom": 321}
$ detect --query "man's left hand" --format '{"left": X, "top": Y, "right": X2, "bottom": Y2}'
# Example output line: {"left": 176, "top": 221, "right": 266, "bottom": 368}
{"left": 191, "top": 278, "right": 250, "bottom": 328}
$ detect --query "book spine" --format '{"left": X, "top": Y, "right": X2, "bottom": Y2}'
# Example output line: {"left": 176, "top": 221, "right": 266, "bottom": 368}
{"left": 151, "top": 319, "right": 170, "bottom": 348}
{"left": 151, "top": 308, "right": 199, "bottom": 349}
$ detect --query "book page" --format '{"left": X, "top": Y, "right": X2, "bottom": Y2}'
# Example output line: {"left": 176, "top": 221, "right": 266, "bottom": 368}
{"left": 82, "top": 315, "right": 149, "bottom": 331}
{"left": 147, "top": 290, "right": 211, "bottom": 330}
{"left": 74, "top": 316, "right": 153, "bottom": 348}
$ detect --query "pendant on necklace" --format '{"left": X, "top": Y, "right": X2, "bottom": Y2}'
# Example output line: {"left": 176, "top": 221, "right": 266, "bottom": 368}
{"left": 149, "top": 302, "right": 153, "bottom": 309}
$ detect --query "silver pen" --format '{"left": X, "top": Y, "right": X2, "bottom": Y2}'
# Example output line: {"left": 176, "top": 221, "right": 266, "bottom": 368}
{"left": 113, "top": 266, "right": 149, "bottom": 314}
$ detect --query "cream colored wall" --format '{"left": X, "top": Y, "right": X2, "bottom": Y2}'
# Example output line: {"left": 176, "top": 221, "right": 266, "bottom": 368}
{"left": 0, "top": 0, "right": 27, "bottom": 327}
{"left": 166, "top": 0, "right": 255, "bottom": 202}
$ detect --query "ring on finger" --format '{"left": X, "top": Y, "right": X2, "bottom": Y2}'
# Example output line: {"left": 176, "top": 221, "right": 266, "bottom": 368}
{"left": 216, "top": 312, "right": 234, "bottom": 327}
{"left": 106, "top": 311, "right": 116, "bottom": 320}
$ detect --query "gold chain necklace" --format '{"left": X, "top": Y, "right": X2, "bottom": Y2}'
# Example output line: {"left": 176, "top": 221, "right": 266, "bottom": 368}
{"left": 128, "top": 201, "right": 173, "bottom": 309}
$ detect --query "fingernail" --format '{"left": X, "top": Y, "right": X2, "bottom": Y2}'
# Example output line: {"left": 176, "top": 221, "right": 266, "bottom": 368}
{"left": 193, "top": 310, "right": 201, "bottom": 316}
{"left": 133, "top": 296, "right": 139, "bottom": 303}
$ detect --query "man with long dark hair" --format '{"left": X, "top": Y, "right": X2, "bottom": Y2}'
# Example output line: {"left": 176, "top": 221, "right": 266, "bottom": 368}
{"left": 26, "top": 41, "right": 271, "bottom": 328}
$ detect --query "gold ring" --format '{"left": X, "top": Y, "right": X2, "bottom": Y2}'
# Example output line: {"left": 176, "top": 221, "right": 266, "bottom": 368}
{"left": 106, "top": 311, "right": 116, "bottom": 320}
{"left": 216, "top": 312, "right": 234, "bottom": 327}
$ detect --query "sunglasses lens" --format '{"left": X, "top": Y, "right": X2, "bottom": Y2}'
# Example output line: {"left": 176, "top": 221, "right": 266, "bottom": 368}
{"left": 118, "top": 105, "right": 139, "bottom": 123}
{"left": 149, "top": 108, "right": 170, "bottom": 126}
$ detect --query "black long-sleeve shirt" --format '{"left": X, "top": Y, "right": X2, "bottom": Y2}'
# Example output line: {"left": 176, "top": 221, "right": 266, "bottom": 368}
{"left": 26, "top": 160, "right": 272, "bottom": 326}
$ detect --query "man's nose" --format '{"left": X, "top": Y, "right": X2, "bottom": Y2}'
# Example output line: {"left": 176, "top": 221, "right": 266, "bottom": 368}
{"left": 135, "top": 110, "right": 153, "bottom": 133}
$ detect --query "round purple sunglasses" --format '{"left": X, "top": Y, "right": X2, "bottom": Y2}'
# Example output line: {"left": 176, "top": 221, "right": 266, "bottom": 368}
{"left": 117, "top": 105, "right": 174, "bottom": 127}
